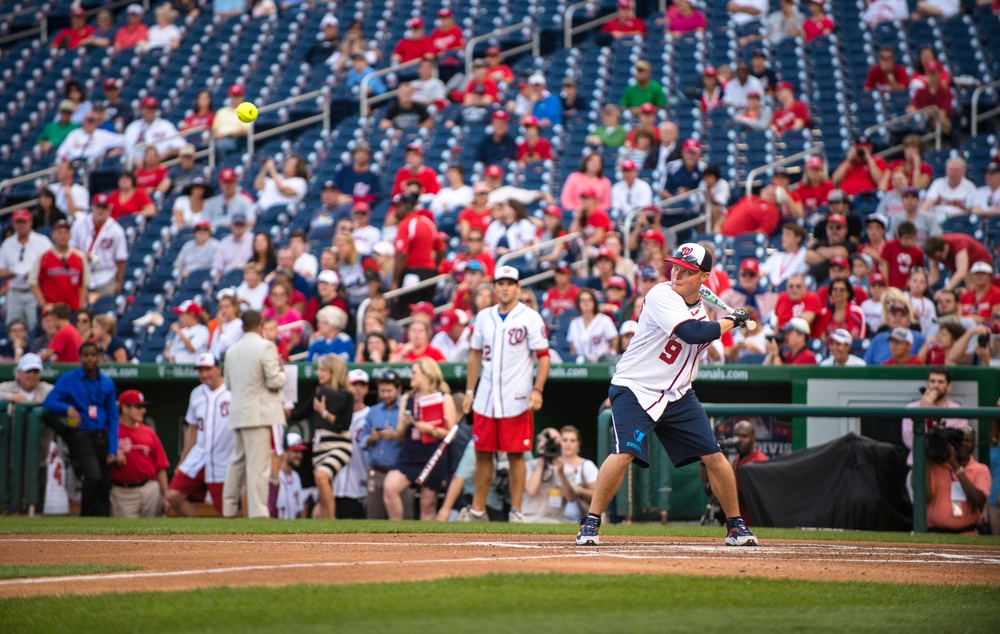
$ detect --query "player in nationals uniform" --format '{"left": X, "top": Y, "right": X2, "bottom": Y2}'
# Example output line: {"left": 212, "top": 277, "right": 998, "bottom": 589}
{"left": 461, "top": 265, "right": 551, "bottom": 523}
{"left": 166, "top": 353, "right": 235, "bottom": 516}
{"left": 576, "top": 244, "right": 758, "bottom": 546}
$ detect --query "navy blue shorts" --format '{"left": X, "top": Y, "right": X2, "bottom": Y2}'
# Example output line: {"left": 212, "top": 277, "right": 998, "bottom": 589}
{"left": 608, "top": 384, "right": 720, "bottom": 468}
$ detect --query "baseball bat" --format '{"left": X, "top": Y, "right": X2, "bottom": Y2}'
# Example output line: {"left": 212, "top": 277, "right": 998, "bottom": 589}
{"left": 414, "top": 423, "right": 460, "bottom": 486}
{"left": 699, "top": 285, "right": 758, "bottom": 331}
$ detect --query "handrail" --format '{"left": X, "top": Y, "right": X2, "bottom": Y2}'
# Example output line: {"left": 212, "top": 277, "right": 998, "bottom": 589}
{"left": 128, "top": 125, "right": 208, "bottom": 170}
{"left": 0, "top": 6, "right": 47, "bottom": 46}
{"left": 622, "top": 188, "right": 702, "bottom": 260}
{"left": 743, "top": 144, "right": 826, "bottom": 198}
{"left": 354, "top": 272, "right": 453, "bottom": 341}
{"left": 971, "top": 78, "right": 1000, "bottom": 137}
{"left": 864, "top": 106, "right": 941, "bottom": 157}
{"left": 360, "top": 57, "right": 424, "bottom": 117}
{"left": 0, "top": 166, "right": 59, "bottom": 192}
{"left": 496, "top": 231, "right": 587, "bottom": 269}
{"left": 160, "top": 136, "right": 216, "bottom": 171}
{"left": 565, "top": 1, "right": 618, "bottom": 49}
{"left": 0, "top": 199, "right": 40, "bottom": 216}
{"left": 247, "top": 89, "right": 329, "bottom": 155}
{"left": 464, "top": 21, "right": 540, "bottom": 77}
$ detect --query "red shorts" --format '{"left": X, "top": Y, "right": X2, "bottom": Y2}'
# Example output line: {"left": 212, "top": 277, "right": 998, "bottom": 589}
{"left": 168, "top": 468, "right": 224, "bottom": 513}
{"left": 473, "top": 410, "right": 534, "bottom": 453}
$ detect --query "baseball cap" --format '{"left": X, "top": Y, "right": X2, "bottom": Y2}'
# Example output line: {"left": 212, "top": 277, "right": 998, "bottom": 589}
{"left": 901, "top": 186, "right": 920, "bottom": 197}
{"left": 464, "top": 260, "right": 485, "bottom": 273}
{"left": 377, "top": 370, "right": 402, "bottom": 386}
{"left": 348, "top": 369, "right": 370, "bottom": 384}
{"left": 617, "top": 0, "right": 632, "bottom": 7}
{"left": 924, "top": 59, "right": 943, "bottom": 73}
{"left": 555, "top": 264, "right": 572, "bottom": 275}
{"left": 826, "top": 213, "right": 847, "bottom": 226}
{"left": 172, "top": 300, "right": 202, "bottom": 317}
{"left": 682, "top": 138, "right": 701, "bottom": 153}
{"left": 473, "top": 181, "right": 491, "bottom": 194}
{"left": 118, "top": 390, "right": 149, "bottom": 406}
{"left": 140, "top": 96, "right": 158, "bottom": 109}
{"left": 827, "top": 189, "right": 847, "bottom": 204}
{"left": 772, "top": 166, "right": 790, "bottom": 179}
{"left": 92, "top": 193, "right": 109, "bottom": 207}
{"left": 528, "top": 73, "right": 546, "bottom": 86}
{"left": 985, "top": 163, "right": 1000, "bottom": 175}
{"left": 180, "top": 144, "right": 197, "bottom": 157}
{"left": 317, "top": 269, "right": 341, "bottom": 286}
{"left": 889, "top": 327, "right": 914, "bottom": 345}
{"left": 829, "top": 255, "right": 849, "bottom": 269}
{"left": 866, "top": 213, "right": 889, "bottom": 229}
{"left": 320, "top": 14, "right": 339, "bottom": 28}
{"left": 409, "top": 301, "right": 436, "bottom": 320}
{"left": 781, "top": 317, "right": 811, "bottom": 336}
{"left": 805, "top": 155, "right": 824, "bottom": 169}
{"left": 619, "top": 320, "right": 638, "bottom": 336}
{"left": 665, "top": 243, "right": 713, "bottom": 272}
{"left": 828, "top": 328, "right": 853, "bottom": 346}
{"left": 703, "top": 66, "right": 717, "bottom": 77}
{"left": 218, "top": 168, "right": 238, "bottom": 182}
{"left": 543, "top": 204, "right": 563, "bottom": 217}
{"left": 52, "top": 219, "right": 71, "bottom": 231}
{"left": 285, "top": 432, "right": 308, "bottom": 452}
{"left": 16, "top": 353, "right": 43, "bottom": 372}
{"left": 970, "top": 261, "right": 994, "bottom": 275}
{"left": 620, "top": 159, "right": 637, "bottom": 171}
{"left": 640, "top": 265, "right": 659, "bottom": 280}
{"left": 228, "top": 84, "right": 245, "bottom": 97}
{"left": 746, "top": 91, "right": 761, "bottom": 99}
{"left": 71, "top": 6, "right": 86, "bottom": 16}
{"left": 888, "top": 301, "right": 909, "bottom": 314}
{"left": 408, "top": 17, "right": 424, "bottom": 29}
{"left": 596, "top": 247, "right": 615, "bottom": 261}
{"left": 495, "top": 265, "right": 520, "bottom": 282}
{"left": 607, "top": 276, "right": 627, "bottom": 290}
{"left": 486, "top": 46, "right": 501, "bottom": 55}
{"left": 854, "top": 135, "right": 872, "bottom": 147}
{"left": 58, "top": 99, "right": 75, "bottom": 113}
{"left": 231, "top": 213, "right": 248, "bottom": 225}
{"left": 739, "top": 258, "right": 760, "bottom": 274}
{"left": 194, "top": 353, "right": 218, "bottom": 368}
{"left": 439, "top": 309, "right": 467, "bottom": 330}
{"left": 522, "top": 115, "right": 540, "bottom": 127}
{"left": 640, "top": 103, "right": 656, "bottom": 114}
{"left": 11, "top": 209, "right": 31, "bottom": 222}
{"left": 353, "top": 201, "right": 371, "bottom": 213}
{"left": 215, "top": 287, "right": 236, "bottom": 301}
{"left": 194, "top": 220, "right": 212, "bottom": 231}
{"left": 775, "top": 81, "right": 793, "bottom": 91}
{"left": 492, "top": 110, "right": 509, "bottom": 121}
{"left": 485, "top": 164, "right": 503, "bottom": 178}
{"left": 641, "top": 230, "right": 665, "bottom": 247}
{"left": 405, "top": 143, "right": 423, "bottom": 154}
{"left": 438, "top": 8, "right": 453, "bottom": 17}
{"left": 102, "top": 78, "right": 120, "bottom": 90}
{"left": 562, "top": 77, "right": 577, "bottom": 87}
{"left": 851, "top": 252, "right": 873, "bottom": 268}
{"left": 869, "top": 271, "right": 887, "bottom": 285}
{"left": 126, "top": 3, "right": 144, "bottom": 15}
{"left": 579, "top": 186, "right": 597, "bottom": 199}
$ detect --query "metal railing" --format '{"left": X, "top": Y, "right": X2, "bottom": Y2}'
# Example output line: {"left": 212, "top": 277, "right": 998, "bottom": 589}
{"left": 864, "top": 106, "right": 942, "bottom": 158}
{"left": 464, "top": 21, "right": 541, "bottom": 77}
{"left": 0, "top": 164, "right": 70, "bottom": 218}
{"left": 622, "top": 188, "right": 702, "bottom": 260}
{"left": 354, "top": 272, "right": 453, "bottom": 341}
{"left": 128, "top": 124, "right": 210, "bottom": 170}
{"left": 744, "top": 144, "right": 826, "bottom": 197}
{"left": 247, "top": 89, "right": 330, "bottom": 155}
{"left": 360, "top": 57, "right": 424, "bottom": 118}
{"left": 565, "top": 1, "right": 618, "bottom": 49}
{"left": 496, "top": 231, "right": 587, "bottom": 269}
{"left": 970, "top": 78, "right": 1000, "bottom": 137}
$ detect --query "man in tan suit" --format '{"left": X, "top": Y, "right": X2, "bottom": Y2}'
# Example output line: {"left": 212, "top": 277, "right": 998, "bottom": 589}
{"left": 222, "top": 310, "right": 286, "bottom": 518}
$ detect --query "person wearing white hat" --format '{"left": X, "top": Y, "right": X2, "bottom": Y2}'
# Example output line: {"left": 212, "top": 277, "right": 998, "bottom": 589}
{"left": 0, "top": 353, "right": 54, "bottom": 409}
{"left": 820, "top": 329, "right": 867, "bottom": 366}
{"left": 763, "top": 317, "right": 817, "bottom": 365}
{"left": 332, "top": 369, "right": 371, "bottom": 519}
{"left": 618, "top": 319, "right": 639, "bottom": 354}
{"left": 276, "top": 432, "right": 307, "bottom": 519}
{"left": 959, "top": 261, "right": 1000, "bottom": 322}
{"left": 164, "top": 300, "right": 210, "bottom": 364}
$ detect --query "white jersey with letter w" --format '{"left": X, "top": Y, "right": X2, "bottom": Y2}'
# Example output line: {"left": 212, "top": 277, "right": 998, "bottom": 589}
{"left": 611, "top": 282, "right": 710, "bottom": 421}
{"left": 177, "top": 383, "right": 235, "bottom": 483}
{"left": 471, "top": 302, "right": 549, "bottom": 418}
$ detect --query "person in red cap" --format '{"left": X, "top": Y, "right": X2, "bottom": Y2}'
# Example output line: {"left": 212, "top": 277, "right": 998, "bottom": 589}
{"left": 769, "top": 81, "right": 810, "bottom": 136}
{"left": 430, "top": 309, "right": 471, "bottom": 361}
{"left": 164, "top": 300, "right": 210, "bottom": 364}
{"left": 457, "top": 184, "right": 494, "bottom": 241}
{"left": 69, "top": 193, "right": 128, "bottom": 302}
{"left": 176, "top": 220, "right": 220, "bottom": 279}
{"left": 793, "top": 155, "right": 835, "bottom": 213}
{"left": 52, "top": 6, "right": 96, "bottom": 49}
{"left": 817, "top": 255, "right": 869, "bottom": 306}
{"left": 0, "top": 208, "right": 52, "bottom": 330}
{"left": 110, "top": 389, "right": 169, "bottom": 517}
{"left": 860, "top": 271, "right": 888, "bottom": 330}
{"left": 516, "top": 116, "right": 553, "bottom": 166}
{"left": 463, "top": 59, "right": 500, "bottom": 106}
{"left": 30, "top": 219, "right": 89, "bottom": 313}
{"left": 610, "top": 159, "right": 654, "bottom": 215}
{"left": 390, "top": 320, "right": 446, "bottom": 362}
{"left": 698, "top": 66, "right": 724, "bottom": 112}
{"left": 39, "top": 302, "right": 82, "bottom": 363}
{"left": 484, "top": 46, "right": 514, "bottom": 84}
{"left": 475, "top": 111, "right": 517, "bottom": 165}
{"left": 832, "top": 135, "right": 887, "bottom": 196}
{"left": 430, "top": 8, "right": 464, "bottom": 55}
{"left": 907, "top": 58, "right": 954, "bottom": 135}
{"left": 391, "top": 17, "right": 435, "bottom": 64}
{"left": 624, "top": 103, "right": 661, "bottom": 149}
{"left": 569, "top": 187, "right": 613, "bottom": 247}
{"left": 600, "top": 1, "right": 647, "bottom": 40}
{"left": 661, "top": 138, "right": 706, "bottom": 198}
{"left": 122, "top": 95, "right": 184, "bottom": 158}
{"left": 114, "top": 4, "right": 149, "bottom": 52}
{"left": 211, "top": 84, "right": 253, "bottom": 159}
{"left": 543, "top": 265, "right": 581, "bottom": 318}
{"left": 720, "top": 258, "right": 778, "bottom": 326}
{"left": 731, "top": 91, "right": 772, "bottom": 132}
{"left": 390, "top": 144, "right": 441, "bottom": 198}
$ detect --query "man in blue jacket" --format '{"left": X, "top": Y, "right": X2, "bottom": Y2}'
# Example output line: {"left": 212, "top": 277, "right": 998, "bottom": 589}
{"left": 44, "top": 342, "right": 119, "bottom": 516}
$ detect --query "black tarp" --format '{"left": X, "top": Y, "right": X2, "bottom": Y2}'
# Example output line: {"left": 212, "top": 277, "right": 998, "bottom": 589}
{"left": 741, "top": 433, "right": 913, "bottom": 531}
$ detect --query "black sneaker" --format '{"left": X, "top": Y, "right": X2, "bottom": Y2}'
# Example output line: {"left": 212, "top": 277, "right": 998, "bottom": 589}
{"left": 576, "top": 514, "right": 601, "bottom": 546}
{"left": 725, "top": 519, "right": 759, "bottom": 546}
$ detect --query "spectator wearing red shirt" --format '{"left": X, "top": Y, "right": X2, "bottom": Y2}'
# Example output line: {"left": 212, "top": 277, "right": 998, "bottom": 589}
{"left": 112, "top": 390, "right": 170, "bottom": 517}
{"left": 40, "top": 303, "right": 83, "bottom": 363}
{"left": 770, "top": 82, "right": 809, "bottom": 136}
{"left": 392, "top": 193, "right": 439, "bottom": 306}
{"left": 389, "top": 320, "right": 446, "bottom": 362}
{"left": 439, "top": 229, "right": 496, "bottom": 278}
{"left": 794, "top": 155, "right": 835, "bottom": 213}
{"left": 52, "top": 7, "right": 96, "bottom": 49}
{"left": 959, "top": 262, "right": 1000, "bottom": 321}
{"left": 30, "top": 220, "right": 90, "bottom": 312}
{"left": 108, "top": 172, "right": 156, "bottom": 220}
{"left": 430, "top": 9, "right": 464, "bottom": 55}
{"left": 730, "top": 420, "right": 769, "bottom": 525}
{"left": 925, "top": 233, "right": 994, "bottom": 291}
{"left": 484, "top": 47, "right": 515, "bottom": 84}
{"left": 180, "top": 89, "right": 215, "bottom": 132}
{"left": 880, "top": 134, "right": 933, "bottom": 191}
{"left": 624, "top": 103, "right": 662, "bottom": 147}
{"left": 773, "top": 274, "right": 821, "bottom": 329}
{"left": 814, "top": 278, "right": 867, "bottom": 340}
{"left": 763, "top": 317, "right": 817, "bottom": 365}
{"left": 114, "top": 4, "right": 149, "bottom": 53}
{"left": 881, "top": 327, "right": 924, "bottom": 365}
{"left": 457, "top": 183, "right": 494, "bottom": 240}
{"left": 390, "top": 145, "right": 441, "bottom": 198}
{"left": 516, "top": 116, "right": 553, "bottom": 165}
{"left": 907, "top": 59, "right": 953, "bottom": 136}
{"left": 391, "top": 18, "right": 435, "bottom": 64}
{"left": 880, "top": 220, "right": 925, "bottom": 289}
{"left": 450, "top": 260, "right": 488, "bottom": 312}
{"left": 601, "top": 1, "right": 648, "bottom": 39}
{"left": 817, "top": 256, "right": 870, "bottom": 305}
{"left": 864, "top": 45, "right": 909, "bottom": 93}
{"left": 832, "top": 135, "right": 887, "bottom": 196}
{"left": 802, "top": 0, "right": 834, "bottom": 43}
{"left": 720, "top": 185, "right": 781, "bottom": 237}
{"left": 543, "top": 265, "right": 581, "bottom": 318}
{"left": 134, "top": 147, "right": 171, "bottom": 195}
{"left": 569, "top": 188, "right": 612, "bottom": 247}
{"left": 463, "top": 60, "right": 499, "bottom": 106}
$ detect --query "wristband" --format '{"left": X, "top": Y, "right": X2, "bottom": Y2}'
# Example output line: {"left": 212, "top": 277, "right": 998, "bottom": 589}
{"left": 955, "top": 466, "right": 964, "bottom": 477}
{"left": 532, "top": 387, "right": 543, "bottom": 395}
{"left": 465, "top": 389, "right": 474, "bottom": 395}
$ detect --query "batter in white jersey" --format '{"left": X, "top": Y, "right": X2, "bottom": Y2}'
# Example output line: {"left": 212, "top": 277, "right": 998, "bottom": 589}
{"left": 166, "top": 353, "right": 234, "bottom": 516}
{"left": 576, "top": 244, "right": 759, "bottom": 548}
{"left": 461, "top": 265, "right": 551, "bottom": 523}
{"left": 68, "top": 195, "right": 127, "bottom": 295}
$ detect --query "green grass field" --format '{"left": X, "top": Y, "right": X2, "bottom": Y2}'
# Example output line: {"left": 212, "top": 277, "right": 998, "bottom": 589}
{"left": 2, "top": 573, "right": 998, "bottom": 634}
{"left": 3, "top": 517, "right": 999, "bottom": 545}
{"left": 0, "top": 564, "right": 141, "bottom": 580}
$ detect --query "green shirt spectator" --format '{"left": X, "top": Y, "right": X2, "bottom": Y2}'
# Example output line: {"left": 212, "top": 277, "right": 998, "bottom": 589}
{"left": 37, "top": 101, "right": 81, "bottom": 152}
{"left": 619, "top": 60, "right": 667, "bottom": 111}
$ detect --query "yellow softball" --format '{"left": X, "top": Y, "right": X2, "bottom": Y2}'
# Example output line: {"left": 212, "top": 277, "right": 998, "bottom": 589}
{"left": 236, "top": 101, "right": 258, "bottom": 123}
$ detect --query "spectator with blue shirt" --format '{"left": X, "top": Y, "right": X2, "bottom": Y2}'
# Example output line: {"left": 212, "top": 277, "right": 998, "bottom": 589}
{"left": 362, "top": 371, "right": 410, "bottom": 519}
{"left": 331, "top": 144, "right": 381, "bottom": 207}
{"left": 43, "top": 342, "right": 120, "bottom": 516}
{"left": 307, "top": 305, "right": 354, "bottom": 361}
{"left": 864, "top": 296, "right": 925, "bottom": 365}
{"left": 346, "top": 53, "right": 386, "bottom": 97}
{"left": 526, "top": 74, "right": 563, "bottom": 127}
{"left": 661, "top": 138, "right": 707, "bottom": 198}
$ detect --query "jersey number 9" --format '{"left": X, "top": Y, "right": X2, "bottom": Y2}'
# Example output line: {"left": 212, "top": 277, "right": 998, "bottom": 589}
{"left": 659, "top": 340, "right": 682, "bottom": 364}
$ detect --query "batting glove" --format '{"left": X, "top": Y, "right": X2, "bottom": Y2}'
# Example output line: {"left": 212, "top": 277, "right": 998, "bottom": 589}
{"left": 726, "top": 309, "right": 750, "bottom": 328}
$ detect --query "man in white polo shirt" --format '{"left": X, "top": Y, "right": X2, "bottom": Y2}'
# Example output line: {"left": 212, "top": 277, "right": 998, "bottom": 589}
{"left": 68, "top": 193, "right": 128, "bottom": 302}
{"left": 123, "top": 96, "right": 184, "bottom": 159}
{"left": 820, "top": 329, "right": 867, "bottom": 366}
{"left": 0, "top": 209, "right": 53, "bottom": 331}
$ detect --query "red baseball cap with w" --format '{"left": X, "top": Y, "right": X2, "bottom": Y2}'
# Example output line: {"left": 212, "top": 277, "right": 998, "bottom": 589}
{"left": 665, "top": 242, "right": 713, "bottom": 272}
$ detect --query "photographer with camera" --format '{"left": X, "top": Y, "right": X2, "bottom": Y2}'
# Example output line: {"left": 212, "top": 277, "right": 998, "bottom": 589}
{"left": 762, "top": 318, "right": 817, "bottom": 365}
{"left": 902, "top": 367, "right": 969, "bottom": 494}
{"left": 521, "top": 428, "right": 576, "bottom": 524}
{"left": 925, "top": 426, "right": 990, "bottom": 534}
{"left": 831, "top": 136, "right": 887, "bottom": 197}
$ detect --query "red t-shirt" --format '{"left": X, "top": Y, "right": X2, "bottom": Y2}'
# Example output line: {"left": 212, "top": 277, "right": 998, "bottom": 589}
{"left": 732, "top": 447, "right": 768, "bottom": 524}
{"left": 838, "top": 156, "right": 889, "bottom": 196}
{"left": 403, "top": 345, "right": 446, "bottom": 362}
{"left": 439, "top": 252, "right": 496, "bottom": 278}
{"left": 181, "top": 111, "right": 214, "bottom": 130}
{"left": 394, "top": 212, "right": 437, "bottom": 270}
{"left": 487, "top": 65, "right": 515, "bottom": 84}
{"left": 457, "top": 207, "right": 492, "bottom": 235}
{"left": 794, "top": 182, "right": 834, "bottom": 213}
{"left": 864, "top": 64, "right": 909, "bottom": 92}
{"left": 885, "top": 159, "right": 933, "bottom": 189}
{"left": 803, "top": 16, "right": 834, "bottom": 43}
{"left": 774, "top": 291, "right": 821, "bottom": 327}
{"left": 391, "top": 164, "right": 441, "bottom": 197}
{"left": 817, "top": 283, "right": 869, "bottom": 306}
{"left": 108, "top": 188, "right": 153, "bottom": 220}
{"left": 111, "top": 423, "right": 169, "bottom": 484}
{"left": 114, "top": 24, "right": 149, "bottom": 50}
{"left": 880, "top": 239, "right": 925, "bottom": 289}
{"left": 782, "top": 347, "right": 817, "bottom": 365}
{"left": 542, "top": 284, "right": 581, "bottom": 318}
{"left": 393, "top": 36, "right": 435, "bottom": 63}
{"left": 813, "top": 304, "right": 867, "bottom": 340}
{"left": 771, "top": 101, "right": 810, "bottom": 135}
{"left": 464, "top": 78, "right": 499, "bottom": 100}
{"left": 959, "top": 285, "right": 1000, "bottom": 320}
{"left": 882, "top": 355, "right": 925, "bottom": 366}
{"left": 601, "top": 18, "right": 647, "bottom": 35}
{"left": 940, "top": 234, "right": 994, "bottom": 272}
{"left": 517, "top": 138, "right": 553, "bottom": 162}
{"left": 303, "top": 296, "right": 350, "bottom": 328}
{"left": 625, "top": 126, "right": 662, "bottom": 145}
{"left": 911, "top": 84, "right": 954, "bottom": 118}
{"left": 720, "top": 196, "right": 781, "bottom": 236}
{"left": 49, "top": 323, "right": 83, "bottom": 363}
{"left": 135, "top": 166, "right": 168, "bottom": 192}
{"left": 582, "top": 210, "right": 612, "bottom": 244}
{"left": 36, "top": 249, "right": 87, "bottom": 311}
{"left": 430, "top": 26, "right": 464, "bottom": 53}
{"left": 52, "top": 25, "right": 96, "bottom": 49}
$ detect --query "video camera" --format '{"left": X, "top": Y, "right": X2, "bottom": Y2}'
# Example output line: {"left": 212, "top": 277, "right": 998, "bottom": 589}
{"left": 537, "top": 429, "right": 562, "bottom": 461}
{"left": 926, "top": 425, "right": 965, "bottom": 463}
